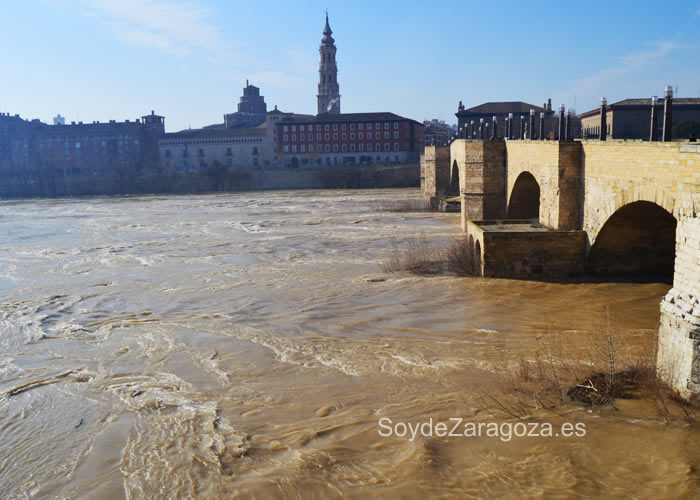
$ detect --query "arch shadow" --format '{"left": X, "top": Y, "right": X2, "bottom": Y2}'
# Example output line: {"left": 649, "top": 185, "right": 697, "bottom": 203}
{"left": 586, "top": 200, "right": 676, "bottom": 281}
{"left": 449, "top": 160, "right": 460, "bottom": 196}
{"left": 507, "top": 171, "right": 540, "bottom": 221}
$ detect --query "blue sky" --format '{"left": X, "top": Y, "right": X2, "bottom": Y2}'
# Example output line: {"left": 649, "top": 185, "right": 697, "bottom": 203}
{"left": 2, "top": 0, "right": 699, "bottom": 132}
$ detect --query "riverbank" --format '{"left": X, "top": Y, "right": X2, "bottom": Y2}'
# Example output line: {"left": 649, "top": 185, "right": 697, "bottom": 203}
{"left": 0, "top": 164, "right": 419, "bottom": 198}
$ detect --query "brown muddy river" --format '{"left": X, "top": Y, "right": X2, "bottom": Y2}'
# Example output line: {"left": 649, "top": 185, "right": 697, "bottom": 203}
{"left": 0, "top": 189, "right": 697, "bottom": 499}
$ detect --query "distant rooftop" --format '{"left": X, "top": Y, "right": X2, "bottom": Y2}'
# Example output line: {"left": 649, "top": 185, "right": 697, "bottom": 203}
{"left": 278, "top": 112, "right": 422, "bottom": 126}
{"left": 459, "top": 101, "right": 550, "bottom": 115}
{"left": 579, "top": 97, "right": 700, "bottom": 117}
{"left": 163, "top": 127, "right": 266, "bottom": 139}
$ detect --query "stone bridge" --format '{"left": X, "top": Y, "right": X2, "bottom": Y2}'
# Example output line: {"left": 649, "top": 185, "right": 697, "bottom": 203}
{"left": 421, "top": 139, "right": 700, "bottom": 398}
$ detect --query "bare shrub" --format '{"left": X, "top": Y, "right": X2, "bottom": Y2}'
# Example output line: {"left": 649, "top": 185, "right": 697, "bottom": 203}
{"left": 476, "top": 313, "right": 698, "bottom": 423}
{"left": 382, "top": 234, "right": 444, "bottom": 275}
{"left": 445, "top": 236, "right": 476, "bottom": 275}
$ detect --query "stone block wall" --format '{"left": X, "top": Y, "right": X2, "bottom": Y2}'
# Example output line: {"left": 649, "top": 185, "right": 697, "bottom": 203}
{"left": 658, "top": 214, "right": 700, "bottom": 398}
{"left": 579, "top": 140, "right": 692, "bottom": 244}
{"left": 504, "top": 141, "right": 583, "bottom": 230}
{"left": 465, "top": 221, "right": 586, "bottom": 279}
{"left": 451, "top": 140, "right": 506, "bottom": 230}
{"left": 420, "top": 146, "right": 450, "bottom": 198}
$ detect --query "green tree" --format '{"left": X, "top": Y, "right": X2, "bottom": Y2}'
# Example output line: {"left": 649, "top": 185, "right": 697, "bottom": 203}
{"left": 672, "top": 119, "right": 699, "bottom": 139}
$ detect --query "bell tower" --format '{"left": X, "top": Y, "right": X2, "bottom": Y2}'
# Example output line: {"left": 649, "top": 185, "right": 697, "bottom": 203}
{"left": 317, "top": 12, "right": 340, "bottom": 115}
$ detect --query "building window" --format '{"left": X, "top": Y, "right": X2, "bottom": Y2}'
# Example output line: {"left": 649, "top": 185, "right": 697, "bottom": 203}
{"left": 350, "top": 124, "right": 355, "bottom": 130}
{"left": 325, "top": 133, "right": 330, "bottom": 140}
{"left": 394, "top": 131, "right": 399, "bottom": 139}
{"left": 226, "top": 147, "right": 232, "bottom": 156}
{"left": 350, "top": 132, "right": 355, "bottom": 140}
{"left": 309, "top": 144, "right": 313, "bottom": 153}
{"left": 367, "top": 123, "right": 372, "bottom": 130}
{"left": 394, "top": 142, "right": 399, "bottom": 151}
{"left": 384, "top": 143, "right": 390, "bottom": 151}
{"left": 384, "top": 131, "right": 389, "bottom": 139}
{"left": 384, "top": 122, "right": 389, "bottom": 129}
{"left": 342, "top": 144, "right": 347, "bottom": 152}
{"left": 292, "top": 145, "right": 297, "bottom": 152}
{"left": 350, "top": 144, "right": 355, "bottom": 152}
{"left": 341, "top": 124, "right": 346, "bottom": 131}
{"left": 325, "top": 144, "right": 330, "bottom": 152}
{"left": 377, "top": 143, "right": 381, "bottom": 151}
{"left": 198, "top": 148, "right": 204, "bottom": 157}
{"left": 284, "top": 145, "right": 289, "bottom": 152}
{"left": 291, "top": 125, "right": 296, "bottom": 132}
{"left": 325, "top": 124, "right": 330, "bottom": 131}
{"left": 394, "top": 122, "right": 398, "bottom": 129}
{"left": 333, "top": 124, "right": 338, "bottom": 131}
{"left": 317, "top": 133, "right": 321, "bottom": 141}
{"left": 341, "top": 133, "right": 346, "bottom": 140}
{"left": 333, "top": 144, "right": 339, "bottom": 152}
{"left": 358, "top": 123, "right": 363, "bottom": 130}
{"left": 300, "top": 133, "right": 305, "bottom": 141}
{"left": 284, "top": 125, "right": 288, "bottom": 132}
{"left": 368, "top": 144, "right": 372, "bottom": 152}
{"left": 292, "top": 134, "right": 296, "bottom": 141}
{"left": 284, "top": 134, "right": 288, "bottom": 142}
{"left": 316, "top": 125, "right": 321, "bottom": 131}
{"left": 359, "top": 144, "right": 364, "bottom": 152}
{"left": 300, "top": 125, "right": 305, "bottom": 131}
{"left": 359, "top": 132, "right": 364, "bottom": 140}
{"left": 301, "top": 144, "right": 305, "bottom": 152}
{"left": 333, "top": 133, "right": 338, "bottom": 140}
{"left": 253, "top": 146, "right": 258, "bottom": 155}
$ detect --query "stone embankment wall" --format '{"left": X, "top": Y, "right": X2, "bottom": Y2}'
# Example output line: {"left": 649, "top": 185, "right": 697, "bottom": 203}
{"left": 0, "top": 164, "right": 420, "bottom": 198}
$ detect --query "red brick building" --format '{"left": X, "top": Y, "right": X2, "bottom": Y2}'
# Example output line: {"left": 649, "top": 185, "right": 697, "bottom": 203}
{"left": 276, "top": 112, "right": 424, "bottom": 167}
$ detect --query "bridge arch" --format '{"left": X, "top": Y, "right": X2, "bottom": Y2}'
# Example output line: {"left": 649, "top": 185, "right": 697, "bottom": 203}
{"left": 474, "top": 239, "right": 482, "bottom": 276}
{"left": 507, "top": 171, "right": 540, "bottom": 220}
{"left": 449, "top": 160, "right": 460, "bottom": 196}
{"left": 586, "top": 200, "right": 676, "bottom": 279}
{"left": 588, "top": 185, "right": 677, "bottom": 245}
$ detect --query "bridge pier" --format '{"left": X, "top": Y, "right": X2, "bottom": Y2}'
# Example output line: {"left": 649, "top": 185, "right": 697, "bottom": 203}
{"left": 449, "top": 139, "right": 506, "bottom": 230}
{"left": 420, "top": 145, "right": 450, "bottom": 199}
{"left": 657, "top": 215, "right": 700, "bottom": 398}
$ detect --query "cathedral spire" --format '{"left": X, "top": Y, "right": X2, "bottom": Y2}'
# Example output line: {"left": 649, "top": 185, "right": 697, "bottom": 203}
{"left": 322, "top": 11, "right": 334, "bottom": 45}
{"left": 317, "top": 11, "right": 340, "bottom": 114}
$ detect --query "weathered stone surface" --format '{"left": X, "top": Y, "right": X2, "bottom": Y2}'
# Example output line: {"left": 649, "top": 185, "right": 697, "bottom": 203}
{"left": 420, "top": 146, "right": 451, "bottom": 197}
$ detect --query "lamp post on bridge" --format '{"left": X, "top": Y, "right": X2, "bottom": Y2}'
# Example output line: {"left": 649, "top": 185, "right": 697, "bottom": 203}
{"left": 479, "top": 118, "right": 484, "bottom": 140}
{"left": 558, "top": 104, "right": 565, "bottom": 142}
{"left": 492, "top": 115, "right": 498, "bottom": 138}
{"left": 539, "top": 112, "right": 545, "bottom": 140}
{"left": 529, "top": 109, "right": 535, "bottom": 140}
{"left": 649, "top": 96, "right": 658, "bottom": 141}
{"left": 599, "top": 97, "right": 607, "bottom": 141}
{"left": 507, "top": 113, "right": 513, "bottom": 139}
{"left": 662, "top": 86, "right": 673, "bottom": 142}
{"left": 469, "top": 120, "right": 474, "bottom": 139}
